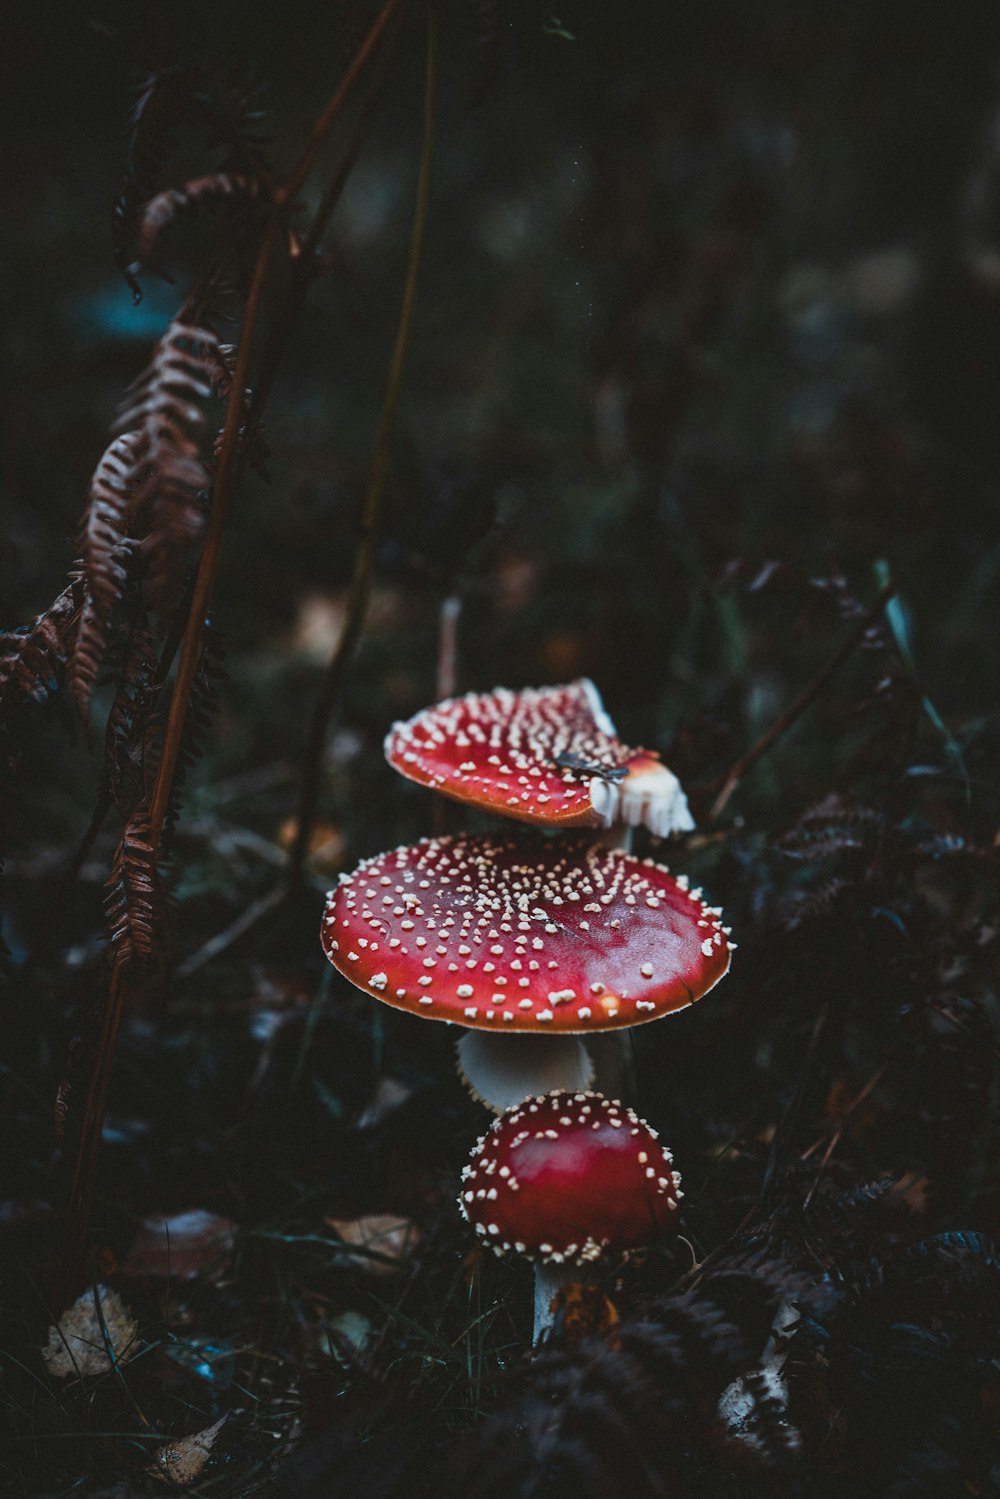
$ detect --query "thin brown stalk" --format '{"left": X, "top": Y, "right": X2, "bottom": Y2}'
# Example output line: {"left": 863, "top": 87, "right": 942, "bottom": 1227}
{"left": 148, "top": 0, "right": 402, "bottom": 855}
{"left": 240, "top": 17, "right": 398, "bottom": 462}
{"left": 707, "top": 578, "right": 898, "bottom": 822}
{"left": 287, "top": 10, "right": 438, "bottom": 889}
{"left": 61, "top": 962, "right": 127, "bottom": 1288}
{"left": 278, "top": 0, "right": 401, "bottom": 211}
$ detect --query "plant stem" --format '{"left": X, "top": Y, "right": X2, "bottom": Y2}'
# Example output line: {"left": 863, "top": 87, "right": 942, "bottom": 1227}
{"left": 61, "top": 961, "right": 127, "bottom": 1289}
{"left": 287, "top": 10, "right": 438, "bottom": 890}
{"left": 707, "top": 579, "right": 898, "bottom": 822}
{"left": 147, "top": 0, "right": 402, "bottom": 857}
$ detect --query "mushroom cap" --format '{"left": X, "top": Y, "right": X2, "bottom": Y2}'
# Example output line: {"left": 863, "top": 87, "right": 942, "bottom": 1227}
{"left": 384, "top": 679, "right": 694, "bottom": 837}
{"left": 321, "top": 833, "right": 732, "bottom": 1033}
{"left": 459, "top": 1090, "right": 681, "bottom": 1265}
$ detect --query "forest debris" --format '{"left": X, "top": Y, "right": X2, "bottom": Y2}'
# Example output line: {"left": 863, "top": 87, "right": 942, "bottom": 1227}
{"left": 355, "top": 1076, "right": 414, "bottom": 1130}
{"left": 320, "top": 1310, "right": 373, "bottom": 1365}
{"left": 42, "top": 1284, "right": 139, "bottom": 1377}
{"left": 324, "top": 1213, "right": 420, "bottom": 1275}
{"left": 551, "top": 1283, "right": 620, "bottom": 1350}
{"left": 153, "top": 1415, "right": 227, "bottom": 1484}
{"left": 124, "top": 1209, "right": 237, "bottom": 1282}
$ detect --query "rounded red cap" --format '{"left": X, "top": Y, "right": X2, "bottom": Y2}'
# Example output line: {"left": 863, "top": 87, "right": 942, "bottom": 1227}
{"left": 384, "top": 680, "right": 694, "bottom": 837}
{"left": 320, "top": 833, "right": 732, "bottom": 1033}
{"left": 459, "top": 1090, "right": 681, "bottom": 1264}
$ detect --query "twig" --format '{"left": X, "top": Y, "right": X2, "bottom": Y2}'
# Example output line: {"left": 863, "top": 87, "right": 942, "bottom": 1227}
{"left": 801, "top": 1064, "right": 887, "bottom": 1210}
{"left": 175, "top": 884, "right": 287, "bottom": 979}
{"left": 287, "top": 11, "right": 438, "bottom": 890}
{"left": 431, "top": 593, "right": 462, "bottom": 835}
{"left": 241, "top": 9, "right": 400, "bottom": 457}
{"left": 707, "top": 578, "right": 898, "bottom": 822}
{"left": 61, "top": 961, "right": 128, "bottom": 1288}
{"left": 436, "top": 593, "right": 462, "bottom": 701}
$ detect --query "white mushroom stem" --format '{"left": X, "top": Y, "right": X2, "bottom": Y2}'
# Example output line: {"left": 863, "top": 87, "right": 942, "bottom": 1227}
{"left": 532, "top": 1260, "right": 581, "bottom": 1344}
{"left": 456, "top": 1031, "right": 594, "bottom": 1115}
{"left": 588, "top": 762, "right": 695, "bottom": 841}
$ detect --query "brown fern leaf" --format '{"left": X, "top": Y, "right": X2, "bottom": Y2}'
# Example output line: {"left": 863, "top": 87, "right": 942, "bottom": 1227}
{"left": 105, "top": 801, "right": 170, "bottom": 969}
{"left": 70, "top": 433, "right": 144, "bottom": 720}
{"left": 134, "top": 173, "right": 264, "bottom": 275}
{"left": 115, "top": 318, "right": 218, "bottom": 614}
{"left": 114, "top": 68, "right": 197, "bottom": 302}
{"left": 0, "top": 576, "right": 84, "bottom": 721}
{"left": 104, "top": 617, "right": 161, "bottom": 819}
{"left": 79, "top": 432, "right": 142, "bottom": 615}
{"left": 210, "top": 342, "right": 270, "bottom": 480}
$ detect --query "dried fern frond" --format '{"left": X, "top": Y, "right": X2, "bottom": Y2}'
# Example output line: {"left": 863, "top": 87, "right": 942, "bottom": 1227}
{"left": 113, "top": 67, "right": 197, "bottom": 301}
{"left": 115, "top": 317, "right": 218, "bottom": 614}
{"left": 0, "top": 575, "right": 84, "bottom": 721}
{"left": 135, "top": 172, "right": 264, "bottom": 275}
{"left": 105, "top": 800, "right": 171, "bottom": 970}
{"left": 70, "top": 432, "right": 144, "bottom": 720}
{"left": 104, "top": 615, "right": 161, "bottom": 818}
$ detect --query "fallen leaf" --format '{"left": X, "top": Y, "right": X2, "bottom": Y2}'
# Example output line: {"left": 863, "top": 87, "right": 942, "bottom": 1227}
{"left": 42, "top": 1284, "right": 139, "bottom": 1378}
{"left": 551, "top": 1283, "right": 620, "bottom": 1350}
{"left": 319, "top": 1310, "right": 373, "bottom": 1365}
{"left": 154, "top": 1415, "right": 227, "bottom": 1484}
{"left": 324, "top": 1214, "right": 420, "bottom": 1275}
{"left": 124, "top": 1210, "right": 237, "bottom": 1282}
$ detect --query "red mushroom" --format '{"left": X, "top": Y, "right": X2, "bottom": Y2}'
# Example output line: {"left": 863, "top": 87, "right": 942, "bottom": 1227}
{"left": 320, "top": 833, "right": 732, "bottom": 1108}
{"left": 459, "top": 1089, "right": 681, "bottom": 1340}
{"left": 384, "top": 679, "right": 694, "bottom": 840}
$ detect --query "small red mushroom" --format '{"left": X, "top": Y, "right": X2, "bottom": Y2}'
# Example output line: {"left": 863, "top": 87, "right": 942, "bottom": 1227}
{"left": 320, "top": 833, "right": 732, "bottom": 1108}
{"left": 459, "top": 1089, "right": 681, "bottom": 1340}
{"left": 384, "top": 679, "right": 694, "bottom": 840}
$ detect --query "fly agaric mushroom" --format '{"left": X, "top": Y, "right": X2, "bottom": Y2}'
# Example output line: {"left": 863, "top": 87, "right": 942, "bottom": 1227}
{"left": 459, "top": 1089, "right": 681, "bottom": 1341}
{"left": 320, "top": 833, "right": 732, "bottom": 1109}
{"left": 385, "top": 679, "right": 694, "bottom": 841}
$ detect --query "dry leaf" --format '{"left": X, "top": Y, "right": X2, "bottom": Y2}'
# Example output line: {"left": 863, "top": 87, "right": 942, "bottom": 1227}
{"left": 551, "top": 1283, "right": 621, "bottom": 1350}
{"left": 124, "top": 1209, "right": 237, "bottom": 1282}
{"left": 324, "top": 1213, "right": 420, "bottom": 1275}
{"left": 42, "top": 1284, "right": 139, "bottom": 1378}
{"left": 154, "top": 1415, "right": 227, "bottom": 1484}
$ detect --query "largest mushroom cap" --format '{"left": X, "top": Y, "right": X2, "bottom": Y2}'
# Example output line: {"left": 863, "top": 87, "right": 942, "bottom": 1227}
{"left": 385, "top": 679, "right": 694, "bottom": 838}
{"left": 321, "top": 834, "right": 732, "bottom": 1033}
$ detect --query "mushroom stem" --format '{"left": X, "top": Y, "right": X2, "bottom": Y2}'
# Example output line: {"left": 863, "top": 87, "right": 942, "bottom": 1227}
{"left": 457, "top": 1031, "right": 594, "bottom": 1115}
{"left": 532, "top": 1261, "right": 580, "bottom": 1344}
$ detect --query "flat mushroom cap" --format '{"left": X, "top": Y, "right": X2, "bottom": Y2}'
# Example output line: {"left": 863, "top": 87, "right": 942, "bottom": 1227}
{"left": 321, "top": 833, "right": 732, "bottom": 1033}
{"left": 459, "top": 1090, "right": 681, "bottom": 1265}
{"left": 384, "top": 679, "right": 694, "bottom": 838}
